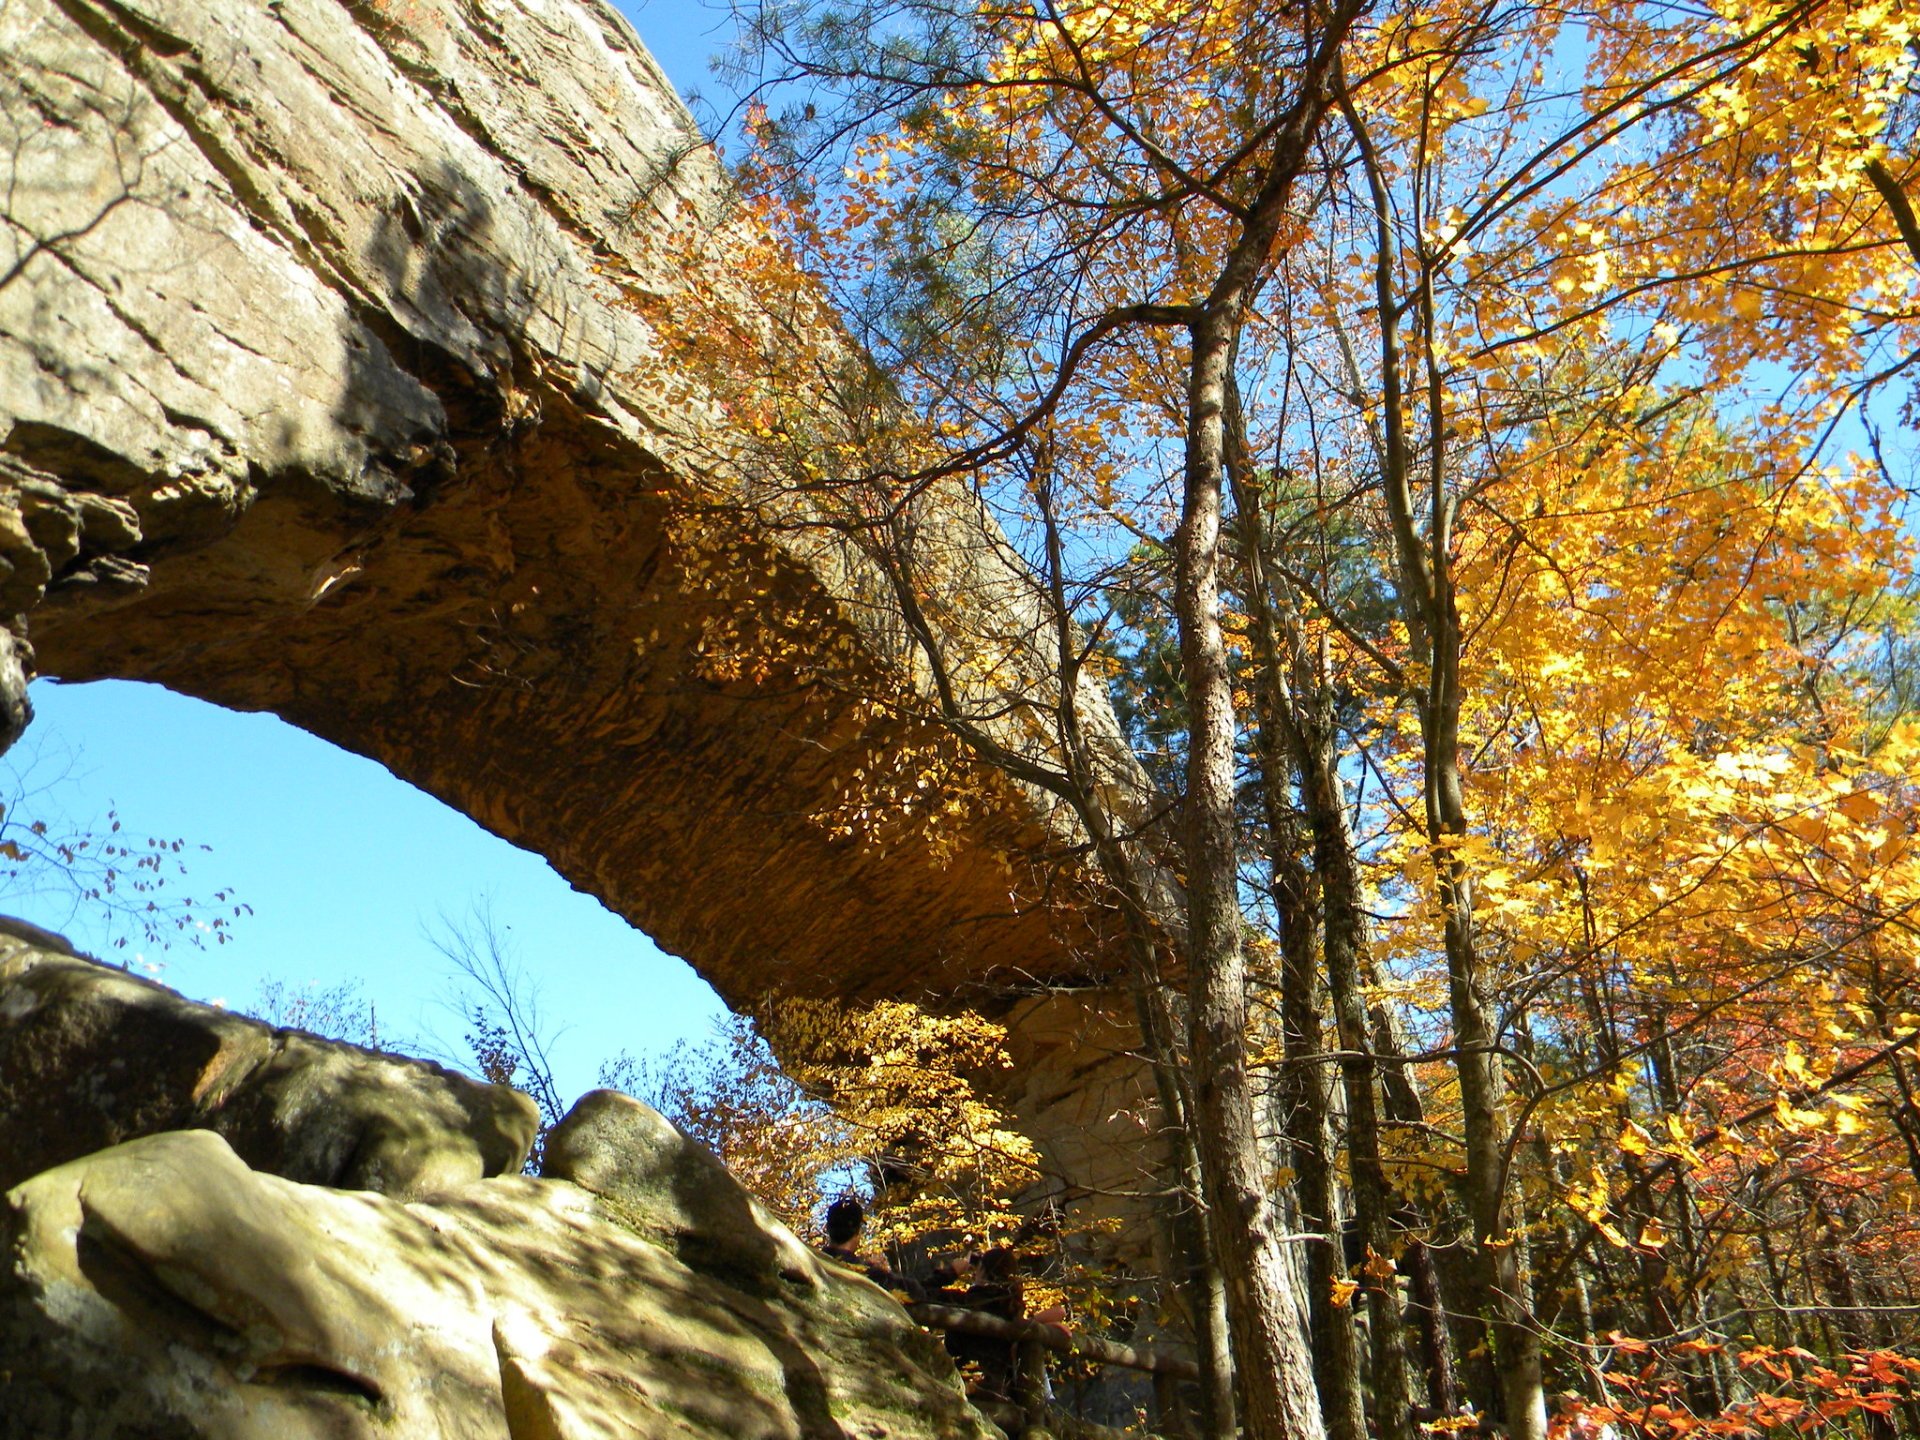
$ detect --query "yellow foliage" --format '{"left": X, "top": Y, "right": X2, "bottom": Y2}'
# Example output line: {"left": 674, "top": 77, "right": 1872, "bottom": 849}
{"left": 760, "top": 997, "right": 1042, "bottom": 1246}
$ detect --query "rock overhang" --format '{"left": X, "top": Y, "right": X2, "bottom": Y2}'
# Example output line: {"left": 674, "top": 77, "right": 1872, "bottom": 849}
{"left": 0, "top": 0, "right": 1136, "bottom": 1009}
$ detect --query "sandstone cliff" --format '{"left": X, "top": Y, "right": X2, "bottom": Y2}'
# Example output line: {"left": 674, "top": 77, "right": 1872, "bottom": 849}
{"left": 0, "top": 0, "right": 1126, "bottom": 1006}
{"left": 0, "top": 0, "right": 1170, "bottom": 1287}
{"left": 0, "top": 924, "right": 539, "bottom": 1197}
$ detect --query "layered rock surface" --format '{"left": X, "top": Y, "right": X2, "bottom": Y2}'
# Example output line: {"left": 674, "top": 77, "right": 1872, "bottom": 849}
{"left": 0, "top": 0, "right": 1123, "bottom": 1005}
{"left": 2, "top": 1132, "right": 990, "bottom": 1440}
{"left": 0, "top": 930, "right": 992, "bottom": 1440}
{"left": 0, "top": 0, "right": 1167, "bottom": 1274}
{"left": 0, "top": 923, "right": 539, "bottom": 1197}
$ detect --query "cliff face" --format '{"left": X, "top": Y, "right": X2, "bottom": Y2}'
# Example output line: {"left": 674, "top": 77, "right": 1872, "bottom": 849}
{"left": 0, "top": 0, "right": 1168, "bottom": 1284}
{"left": 2, "top": 0, "right": 1093, "bottom": 1005}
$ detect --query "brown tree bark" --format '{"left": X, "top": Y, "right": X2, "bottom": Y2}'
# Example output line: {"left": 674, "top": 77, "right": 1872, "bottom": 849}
{"left": 1037, "top": 473, "right": 1240, "bottom": 1440}
{"left": 1178, "top": 304, "right": 1328, "bottom": 1440}
{"left": 1228, "top": 380, "right": 1414, "bottom": 1440}
{"left": 1267, "top": 803, "right": 1370, "bottom": 1440}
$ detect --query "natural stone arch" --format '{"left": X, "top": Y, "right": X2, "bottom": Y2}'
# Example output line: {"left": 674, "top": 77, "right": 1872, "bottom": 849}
{"left": 0, "top": 0, "right": 1164, "bottom": 1237}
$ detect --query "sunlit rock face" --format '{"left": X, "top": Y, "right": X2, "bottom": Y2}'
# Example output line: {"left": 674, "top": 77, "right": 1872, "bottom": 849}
{"left": 0, "top": 0, "right": 1164, "bottom": 1286}
{"left": 0, "top": 0, "right": 1123, "bottom": 1017}
{"left": 0, "top": 1130, "right": 991, "bottom": 1439}
{"left": 0, "top": 932, "right": 992, "bottom": 1439}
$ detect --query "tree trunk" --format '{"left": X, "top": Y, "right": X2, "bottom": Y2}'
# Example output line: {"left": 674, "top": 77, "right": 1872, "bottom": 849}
{"left": 1177, "top": 307, "right": 1326, "bottom": 1440}
{"left": 1362, "top": 958, "right": 1463, "bottom": 1417}
{"left": 1034, "top": 471, "right": 1239, "bottom": 1440}
{"left": 1269, "top": 804, "right": 1369, "bottom": 1440}
{"left": 1338, "top": 87, "right": 1547, "bottom": 1437}
{"left": 1126, "top": 958, "right": 1239, "bottom": 1439}
{"left": 1227, "top": 381, "right": 1412, "bottom": 1440}
{"left": 1276, "top": 650, "right": 1415, "bottom": 1440}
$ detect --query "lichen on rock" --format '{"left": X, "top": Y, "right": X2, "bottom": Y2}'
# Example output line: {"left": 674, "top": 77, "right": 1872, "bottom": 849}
{"left": 0, "top": 936, "right": 996, "bottom": 1440}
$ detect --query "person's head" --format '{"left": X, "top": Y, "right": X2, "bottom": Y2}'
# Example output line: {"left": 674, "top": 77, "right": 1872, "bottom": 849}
{"left": 978, "top": 1246, "right": 1019, "bottom": 1282}
{"left": 824, "top": 1196, "right": 865, "bottom": 1246}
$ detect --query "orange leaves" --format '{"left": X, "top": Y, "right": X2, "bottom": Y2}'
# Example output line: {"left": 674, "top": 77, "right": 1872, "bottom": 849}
{"left": 1592, "top": 1341, "right": 1920, "bottom": 1437}
{"left": 1425, "top": 385, "right": 1920, "bottom": 1064}
{"left": 1335, "top": 0, "right": 1920, "bottom": 438}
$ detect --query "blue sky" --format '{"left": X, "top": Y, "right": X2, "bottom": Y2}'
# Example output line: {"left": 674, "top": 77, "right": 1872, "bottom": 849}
{"left": 1, "top": 2, "right": 752, "bottom": 1108}
{"left": 627, "top": 0, "right": 746, "bottom": 115}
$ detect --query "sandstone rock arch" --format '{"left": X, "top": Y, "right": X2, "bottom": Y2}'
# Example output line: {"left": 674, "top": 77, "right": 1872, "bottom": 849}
{"left": 0, "top": 0, "right": 1160, "bottom": 1220}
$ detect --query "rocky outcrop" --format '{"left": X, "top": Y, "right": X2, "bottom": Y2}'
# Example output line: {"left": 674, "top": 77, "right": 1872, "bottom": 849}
{"left": 0, "top": 946, "right": 992, "bottom": 1438}
{"left": 0, "top": 1127, "right": 992, "bottom": 1439}
{"left": 541, "top": 1088, "right": 820, "bottom": 1286}
{"left": 0, "top": 926, "right": 538, "bottom": 1198}
{"left": 0, "top": 0, "right": 1116, "bottom": 1005}
{"left": 0, "top": 0, "right": 1165, "bottom": 1273}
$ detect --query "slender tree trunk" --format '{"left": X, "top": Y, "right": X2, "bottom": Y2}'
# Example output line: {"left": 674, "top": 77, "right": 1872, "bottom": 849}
{"left": 1299, "top": 699, "right": 1416, "bottom": 1440}
{"left": 1337, "top": 81, "right": 1547, "bottom": 1440}
{"left": 1405, "top": 1236, "right": 1462, "bottom": 1416}
{"left": 1177, "top": 306, "right": 1326, "bottom": 1440}
{"left": 1362, "top": 958, "right": 1462, "bottom": 1417}
{"left": 1034, "top": 470, "right": 1239, "bottom": 1439}
{"left": 1269, "top": 793, "right": 1369, "bottom": 1440}
{"left": 1426, "top": 615, "right": 1544, "bottom": 1440}
{"left": 1646, "top": 1019, "right": 1729, "bottom": 1416}
{"left": 1227, "top": 395, "right": 1413, "bottom": 1440}
{"left": 1126, "top": 955, "right": 1239, "bottom": 1439}
{"left": 1538, "top": 1140, "right": 1597, "bottom": 1356}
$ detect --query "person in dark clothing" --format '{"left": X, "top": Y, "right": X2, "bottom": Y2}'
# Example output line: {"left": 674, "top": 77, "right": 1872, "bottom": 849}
{"left": 816, "top": 1197, "right": 925, "bottom": 1300}
{"left": 935, "top": 1246, "right": 1070, "bottom": 1404}
{"left": 955, "top": 1247, "right": 1023, "bottom": 1402}
{"left": 821, "top": 1196, "right": 867, "bottom": 1267}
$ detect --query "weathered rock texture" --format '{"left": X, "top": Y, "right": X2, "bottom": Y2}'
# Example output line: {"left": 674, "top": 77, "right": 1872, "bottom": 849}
{"left": 0, "top": 1126, "right": 992, "bottom": 1440}
{"left": 541, "top": 1088, "right": 808, "bottom": 1279}
{"left": 0, "top": 932, "right": 992, "bottom": 1437}
{"left": 0, "top": 0, "right": 1113, "bottom": 1003}
{"left": 0, "top": 0, "right": 1166, "bottom": 1264}
{"left": 0, "top": 925, "right": 538, "bottom": 1197}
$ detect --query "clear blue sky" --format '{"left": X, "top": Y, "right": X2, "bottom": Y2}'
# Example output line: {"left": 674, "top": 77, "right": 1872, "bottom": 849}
{"left": 627, "top": 0, "right": 746, "bottom": 116}
{"left": 0, "top": 1, "right": 751, "bottom": 1110}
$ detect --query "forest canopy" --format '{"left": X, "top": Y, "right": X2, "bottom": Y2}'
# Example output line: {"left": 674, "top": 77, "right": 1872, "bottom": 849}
{"left": 619, "top": 1, "right": 1920, "bottom": 1437}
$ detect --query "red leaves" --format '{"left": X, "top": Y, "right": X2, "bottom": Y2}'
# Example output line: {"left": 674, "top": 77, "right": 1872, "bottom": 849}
{"left": 1598, "top": 1340, "right": 1920, "bottom": 1438}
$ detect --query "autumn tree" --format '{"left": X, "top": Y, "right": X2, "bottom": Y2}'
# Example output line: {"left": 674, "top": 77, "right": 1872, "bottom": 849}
{"left": 711, "top": 2, "right": 1386, "bottom": 1431}
{"left": 627, "top": 0, "right": 1920, "bottom": 1435}
{"left": 613, "top": 1002, "right": 1040, "bottom": 1247}
{"left": 245, "top": 976, "right": 387, "bottom": 1049}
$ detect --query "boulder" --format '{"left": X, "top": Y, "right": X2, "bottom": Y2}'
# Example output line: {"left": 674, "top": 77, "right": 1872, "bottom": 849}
{"left": 542, "top": 1088, "right": 818, "bottom": 1289}
{"left": 0, "top": 926, "right": 537, "bottom": 1197}
{"left": 0, "top": 1129, "right": 993, "bottom": 1440}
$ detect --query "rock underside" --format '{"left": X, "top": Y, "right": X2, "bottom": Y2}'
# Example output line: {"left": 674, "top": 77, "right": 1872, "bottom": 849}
{"left": 0, "top": 0, "right": 1180, "bottom": 1413}
{"left": 0, "top": 0, "right": 1166, "bottom": 1248}
{"left": 0, "top": 0, "right": 1112, "bottom": 1010}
